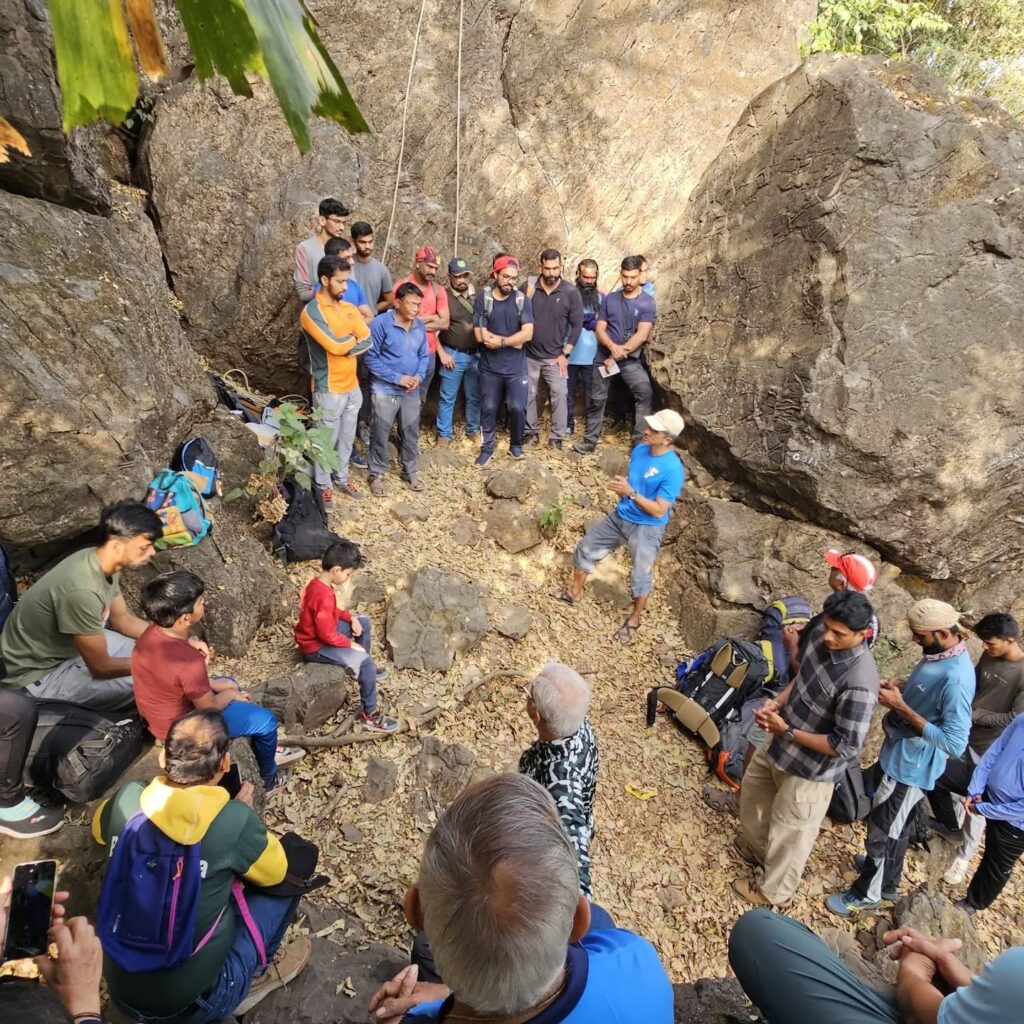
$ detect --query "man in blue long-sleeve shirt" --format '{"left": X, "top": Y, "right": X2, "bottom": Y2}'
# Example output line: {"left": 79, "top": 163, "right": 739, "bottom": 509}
{"left": 828, "top": 600, "right": 974, "bottom": 914}
{"left": 958, "top": 712, "right": 1024, "bottom": 913}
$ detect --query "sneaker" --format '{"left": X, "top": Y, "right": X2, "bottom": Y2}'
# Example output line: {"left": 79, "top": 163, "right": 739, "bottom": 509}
{"left": 826, "top": 890, "right": 881, "bottom": 916}
{"left": 954, "top": 898, "right": 978, "bottom": 917}
{"left": 944, "top": 856, "right": 970, "bottom": 886}
{"left": 926, "top": 816, "right": 964, "bottom": 843}
{"left": 851, "top": 856, "right": 898, "bottom": 900}
{"left": 405, "top": 476, "right": 426, "bottom": 492}
{"left": 731, "top": 877, "right": 770, "bottom": 908}
{"left": 733, "top": 836, "right": 762, "bottom": 867}
{"left": 548, "top": 440, "right": 563, "bottom": 450}
{"left": 233, "top": 936, "right": 313, "bottom": 1015}
{"left": 336, "top": 479, "right": 363, "bottom": 500}
{"left": 475, "top": 450, "right": 493, "bottom": 468}
{"left": 702, "top": 782, "right": 738, "bottom": 817}
{"left": 275, "top": 745, "right": 306, "bottom": 768}
{"left": 359, "top": 708, "right": 400, "bottom": 733}
{"left": 370, "top": 476, "right": 387, "bottom": 497}
{"left": 572, "top": 440, "right": 596, "bottom": 454}
{"left": 509, "top": 447, "right": 525, "bottom": 460}
{"left": 375, "top": 666, "right": 389, "bottom": 679}
{"left": 349, "top": 452, "right": 369, "bottom": 468}
{"left": 320, "top": 486, "right": 333, "bottom": 510}
{"left": 0, "top": 797, "right": 64, "bottom": 839}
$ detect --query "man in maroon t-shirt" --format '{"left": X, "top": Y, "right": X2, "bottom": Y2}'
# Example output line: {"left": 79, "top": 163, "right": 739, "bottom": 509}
{"left": 131, "top": 571, "right": 302, "bottom": 788}
{"left": 393, "top": 245, "right": 450, "bottom": 402}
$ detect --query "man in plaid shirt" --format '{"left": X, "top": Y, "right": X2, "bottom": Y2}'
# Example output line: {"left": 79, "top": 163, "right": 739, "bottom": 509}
{"left": 733, "top": 589, "right": 880, "bottom": 907}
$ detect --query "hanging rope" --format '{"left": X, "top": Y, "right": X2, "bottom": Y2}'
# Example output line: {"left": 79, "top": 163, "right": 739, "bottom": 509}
{"left": 382, "top": 0, "right": 429, "bottom": 265}
{"left": 453, "top": 0, "right": 465, "bottom": 255}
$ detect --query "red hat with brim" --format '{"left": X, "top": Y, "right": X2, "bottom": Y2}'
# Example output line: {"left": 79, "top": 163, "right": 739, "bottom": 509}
{"left": 824, "top": 550, "right": 877, "bottom": 592}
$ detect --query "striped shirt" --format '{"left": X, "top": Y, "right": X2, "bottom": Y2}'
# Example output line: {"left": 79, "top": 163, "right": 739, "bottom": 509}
{"left": 766, "top": 619, "right": 880, "bottom": 783}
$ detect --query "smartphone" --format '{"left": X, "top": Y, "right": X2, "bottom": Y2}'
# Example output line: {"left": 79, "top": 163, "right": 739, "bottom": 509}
{"left": 218, "top": 763, "right": 242, "bottom": 799}
{"left": 3, "top": 859, "right": 57, "bottom": 960}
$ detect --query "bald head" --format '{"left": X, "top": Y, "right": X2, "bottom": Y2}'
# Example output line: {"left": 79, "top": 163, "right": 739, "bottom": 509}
{"left": 164, "top": 708, "right": 229, "bottom": 784}
{"left": 529, "top": 662, "right": 591, "bottom": 738}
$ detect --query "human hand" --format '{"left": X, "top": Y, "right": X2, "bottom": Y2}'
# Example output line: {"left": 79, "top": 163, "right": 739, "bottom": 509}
{"left": 188, "top": 637, "right": 211, "bottom": 663}
{"left": 483, "top": 333, "right": 503, "bottom": 349}
{"left": 397, "top": 375, "right": 417, "bottom": 390}
{"left": 964, "top": 795, "right": 980, "bottom": 815}
{"left": 878, "top": 686, "right": 906, "bottom": 712}
{"left": 609, "top": 343, "right": 626, "bottom": 361}
{"left": 883, "top": 926, "right": 962, "bottom": 963}
{"left": 233, "top": 690, "right": 252, "bottom": 703}
{"left": 608, "top": 475, "right": 631, "bottom": 497}
{"left": 759, "top": 697, "right": 781, "bottom": 717}
{"left": 35, "top": 916, "right": 103, "bottom": 1019}
{"left": 555, "top": 354, "right": 569, "bottom": 379}
{"left": 350, "top": 617, "right": 363, "bottom": 638}
{"left": 235, "top": 781, "right": 255, "bottom": 807}
{"left": 756, "top": 709, "right": 790, "bottom": 735}
{"left": 369, "top": 964, "right": 450, "bottom": 1024}
{"left": 438, "top": 348, "right": 455, "bottom": 370}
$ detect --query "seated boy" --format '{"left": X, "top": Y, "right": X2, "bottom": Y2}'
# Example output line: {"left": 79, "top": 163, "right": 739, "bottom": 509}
{"left": 294, "top": 541, "right": 398, "bottom": 733}
{"left": 132, "top": 571, "right": 303, "bottom": 789}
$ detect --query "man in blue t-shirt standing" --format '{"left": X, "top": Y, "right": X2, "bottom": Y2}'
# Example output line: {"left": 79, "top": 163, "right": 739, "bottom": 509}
{"left": 367, "top": 774, "right": 672, "bottom": 1024}
{"left": 573, "top": 254, "right": 656, "bottom": 454}
{"left": 551, "top": 410, "right": 685, "bottom": 643}
{"left": 472, "top": 255, "right": 534, "bottom": 467}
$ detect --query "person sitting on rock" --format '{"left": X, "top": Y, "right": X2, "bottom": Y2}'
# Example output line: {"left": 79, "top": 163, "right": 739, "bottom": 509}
{"left": 518, "top": 663, "right": 600, "bottom": 896}
{"left": 828, "top": 599, "right": 974, "bottom": 916}
{"left": 368, "top": 773, "right": 673, "bottom": 1023}
{"left": 294, "top": 540, "right": 398, "bottom": 733}
{"left": 132, "top": 570, "right": 304, "bottom": 790}
{"left": 365, "top": 281, "right": 429, "bottom": 496}
{"left": 0, "top": 501, "right": 162, "bottom": 711}
{"left": 550, "top": 410, "right": 685, "bottom": 643}
{"left": 929, "top": 611, "right": 1024, "bottom": 885}
{"left": 94, "top": 709, "right": 312, "bottom": 1022}
{"left": 954, "top": 708, "right": 1024, "bottom": 915}
{"left": 729, "top": 907, "right": 1024, "bottom": 1024}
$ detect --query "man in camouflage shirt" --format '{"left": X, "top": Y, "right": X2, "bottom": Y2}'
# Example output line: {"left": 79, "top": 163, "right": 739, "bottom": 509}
{"left": 519, "top": 663, "right": 600, "bottom": 895}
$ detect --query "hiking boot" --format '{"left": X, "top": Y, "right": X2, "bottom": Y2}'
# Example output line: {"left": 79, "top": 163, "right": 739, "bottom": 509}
{"left": 436, "top": 437, "right": 451, "bottom": 447}
{"left": 0, "top": 797, "right": 64, "bottom": 839}
{"left": 926, "top": 816, "right": 963, "bottom": 843}
{"left": 851, "top": 856, "right": 898, "bottom": 900}
{"left": 548, "top": 440, "right": 563, "bottom": 450}
{"left": 275, "top": 745, "right": 306, "bottom": 769}
{"left": 731, "top": 877, "right": 770, "bottom": 908}
{"left": 826, "top": 890, "right": 880, "bottom": 917}
{"left": 509, "top": 446, "right": 525, "bottom": 460}
{"left": 572, "top": 440, "right": 596, "bottom": 454}
{"left": 320, "top": 486, "right": 334, "bottom": 511}
{"left": 360, "top": 708, "right": 400, "bottom": 733}
{"left": 702, "top": 782, "right": 738, "bottom": 817}
{"left": 370, "top": 477, "right": 386, "bottom": 497}
{"left": 349, "top": 452, "right": 369, "bottom": 469}
{"left": 233, "top": 936, "right": 313, "bottom": 1015}
{"left": 405, "top": 476, "right": 425, "bottom": 492}
{"left": 944, "top": 856, "right": 970, "bottom": 886}
{"left": 733, "top": 836, "right": 762, "bottom": 867}
{"left": 475, "top": 450, "right": 493, "bottom": 468}
{"left": 336, "top": 479, "right": 363, "bottom": 500}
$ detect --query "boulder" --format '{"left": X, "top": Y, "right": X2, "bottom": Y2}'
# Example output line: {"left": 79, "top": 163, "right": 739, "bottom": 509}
{"left": 663, "top": 493, "right": 912, "bottom": 651}
{"left": 252, "top": 662, "right": 351, "bottom": 732}
{"left": 0, "top": 190, "right": 213, "bottom": 548}
{"left": 0, "top": 0, "right": 110, "bottom": 212}
{"left": 351, "top": 571, "right": 387, "bottom": 606}
{"left": 409, "top": 735, "right": 476, "bottom": 822}
{"left": 362, "top": 756, "right": 398, "bottom": 803}
{"left": 495, "top": 604, "right": 532, "bottom": 640}
{"left": 386, "top": 568, "right": 489, "bottom": 672}
{"left": 140, "top": 1, "right": 813, "bottom": 390}
{"left": 484, "top": 500, "right": 543, "bottom": 554}
{"left": 485, "top": 470, "right": 531, "bottom": 501}
{"left": 452, "top": 516, "right": 481, "bottom": 546}
{"left": 650, "top": 55, "right": 1024, "bottom": 601}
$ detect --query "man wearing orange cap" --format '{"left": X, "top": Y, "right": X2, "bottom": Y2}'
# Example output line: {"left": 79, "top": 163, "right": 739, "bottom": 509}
{"left": 394, "top": 246, "right": 450, "bottom": 403}
{"left": 828, "top": 599, "right": 974, "bottom": 915}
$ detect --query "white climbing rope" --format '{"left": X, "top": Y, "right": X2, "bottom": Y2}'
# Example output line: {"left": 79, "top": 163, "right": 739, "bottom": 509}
{"left": 382, "top": 0, "right": 429, "bottom": 265}
{"left": 453, "top": 0, "right": 465, "bottom": 255}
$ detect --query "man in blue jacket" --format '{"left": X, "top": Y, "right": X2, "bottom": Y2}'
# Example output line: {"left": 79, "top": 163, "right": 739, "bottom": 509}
{"left": 827, "top": 599, "right": 974, "bottom": 914}
{"left": 365, "top": 282, "right": 429, "bottom": 497}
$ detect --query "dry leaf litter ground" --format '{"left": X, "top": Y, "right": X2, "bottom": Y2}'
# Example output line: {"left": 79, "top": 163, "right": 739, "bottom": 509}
{"left": 215, "top": 423, "right": 1024, "bottom": 982}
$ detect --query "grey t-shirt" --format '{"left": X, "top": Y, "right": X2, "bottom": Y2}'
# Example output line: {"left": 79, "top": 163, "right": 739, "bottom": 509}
{"left": 350, "top": 258, "right": 393, "bottom": 308}
{"left": 294, "top": 236, "right": 323, "bottom": 303}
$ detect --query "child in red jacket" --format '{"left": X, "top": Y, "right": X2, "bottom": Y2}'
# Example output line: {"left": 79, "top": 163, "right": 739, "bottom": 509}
{"left": 295, "top": 540, "right": 398, "bottom": 733}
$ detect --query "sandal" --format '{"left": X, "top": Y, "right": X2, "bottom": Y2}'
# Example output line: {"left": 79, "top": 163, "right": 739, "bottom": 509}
{"left": 370, "top": 477, "right": 386, "bottom": 497}
{"left": 548, "top": 587, "right": 579, "bottom": 606}
{"left": 613, "top": 620, "right": 639, "bottom": 644}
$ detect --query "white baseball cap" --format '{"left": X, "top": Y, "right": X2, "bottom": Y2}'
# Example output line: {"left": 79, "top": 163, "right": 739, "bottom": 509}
{"left": 644, "top": 410, "right": 685, "bottom": 440}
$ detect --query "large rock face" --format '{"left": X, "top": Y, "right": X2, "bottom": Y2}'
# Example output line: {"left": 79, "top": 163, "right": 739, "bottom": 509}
{"left": 0, "top": 0, "right": 110, "bottom": 212}
{"left": 649, "top": 56, "right": 1024, "bottom": 600}
{"left": 141, "top": 0, "right": 812, "bottom": 389}
{"left": 0, "top": 189, "right": 214, "bottom": 546}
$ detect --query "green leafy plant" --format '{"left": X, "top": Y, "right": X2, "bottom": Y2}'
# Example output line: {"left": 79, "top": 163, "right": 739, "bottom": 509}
{"left": 537, "top": 499, "right": 564, "bottom": 539}
{"left": 45, "top": 0, "right": 367, "bottom": 153}
{"left": 803, "top": 1, "right": 951, "bottom": 58}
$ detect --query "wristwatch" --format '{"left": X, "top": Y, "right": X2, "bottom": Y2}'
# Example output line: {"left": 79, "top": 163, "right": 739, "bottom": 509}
{"left": 784, "top": 726, "right": 795, "bottom": 740}
{"left": 629, "top": 491, "right": 639, "bottom": 502}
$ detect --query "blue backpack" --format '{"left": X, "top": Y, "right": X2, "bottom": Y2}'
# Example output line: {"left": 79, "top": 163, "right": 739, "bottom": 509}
{"left": 145, "top": 470, "right": 212, "bottom": 548}
{"left": 97, "top": 812, "right": 224, "bottom": 971}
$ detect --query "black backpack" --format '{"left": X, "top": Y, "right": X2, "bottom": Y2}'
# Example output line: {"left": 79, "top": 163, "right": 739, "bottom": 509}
{"left": 272, "top": 478, "right": 342, "bottom": 564}
{"left": 646, "top": 638, "right": 769, "bottom": 757}
{"left": 828, "top": 760, "right": 873, "bottom": 823}
{"left": 172, "top": 436, "right": 219, "bottom": 498}
{"left": 0, "top": 542, "right": 16, "bottom": 679}
{"left": 25, "top": 701, "right": 146, "bottom": 804}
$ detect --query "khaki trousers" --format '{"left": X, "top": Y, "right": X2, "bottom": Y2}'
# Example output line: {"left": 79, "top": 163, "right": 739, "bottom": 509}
{"left": 739, "top": 745, "right": 834, "bottom": 905}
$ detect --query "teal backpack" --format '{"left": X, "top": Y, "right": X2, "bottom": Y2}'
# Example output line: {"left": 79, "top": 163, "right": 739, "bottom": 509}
{"left": 144, "top": 470, "right": 212, "bottom": 548}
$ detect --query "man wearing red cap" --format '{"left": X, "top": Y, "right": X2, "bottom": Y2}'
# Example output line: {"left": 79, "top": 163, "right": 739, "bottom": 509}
{"left": 394, "top": 246, "right": 450, "bottom": 403}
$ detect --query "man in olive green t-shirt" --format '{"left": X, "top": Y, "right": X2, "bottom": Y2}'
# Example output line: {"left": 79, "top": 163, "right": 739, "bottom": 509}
{"left": 1, "top": 501, "right": 164, "bottom": 710}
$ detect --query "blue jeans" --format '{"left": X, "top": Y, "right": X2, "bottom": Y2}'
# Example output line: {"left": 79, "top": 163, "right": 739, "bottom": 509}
{"left": 573, "top": 511, "right": 667, "bottom": 597}
{"left": 113, "top": 890, "right": 300, "bottom": 1024}
{"left": 303, "top": 617, "right": 378, "bottom": 713}
{"left": 220, "top": 697, "right": 280, "bottom": 785}
{"left": 436, "top": 350, "right": 481, "bottom": 439}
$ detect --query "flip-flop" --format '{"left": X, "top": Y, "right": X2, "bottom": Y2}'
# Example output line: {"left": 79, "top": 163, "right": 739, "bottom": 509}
{"left": 613, "top": 620, "right": 639, "bottom": 644}
{"left": 548, "top": 587, "right": 579, "bottom": 606}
